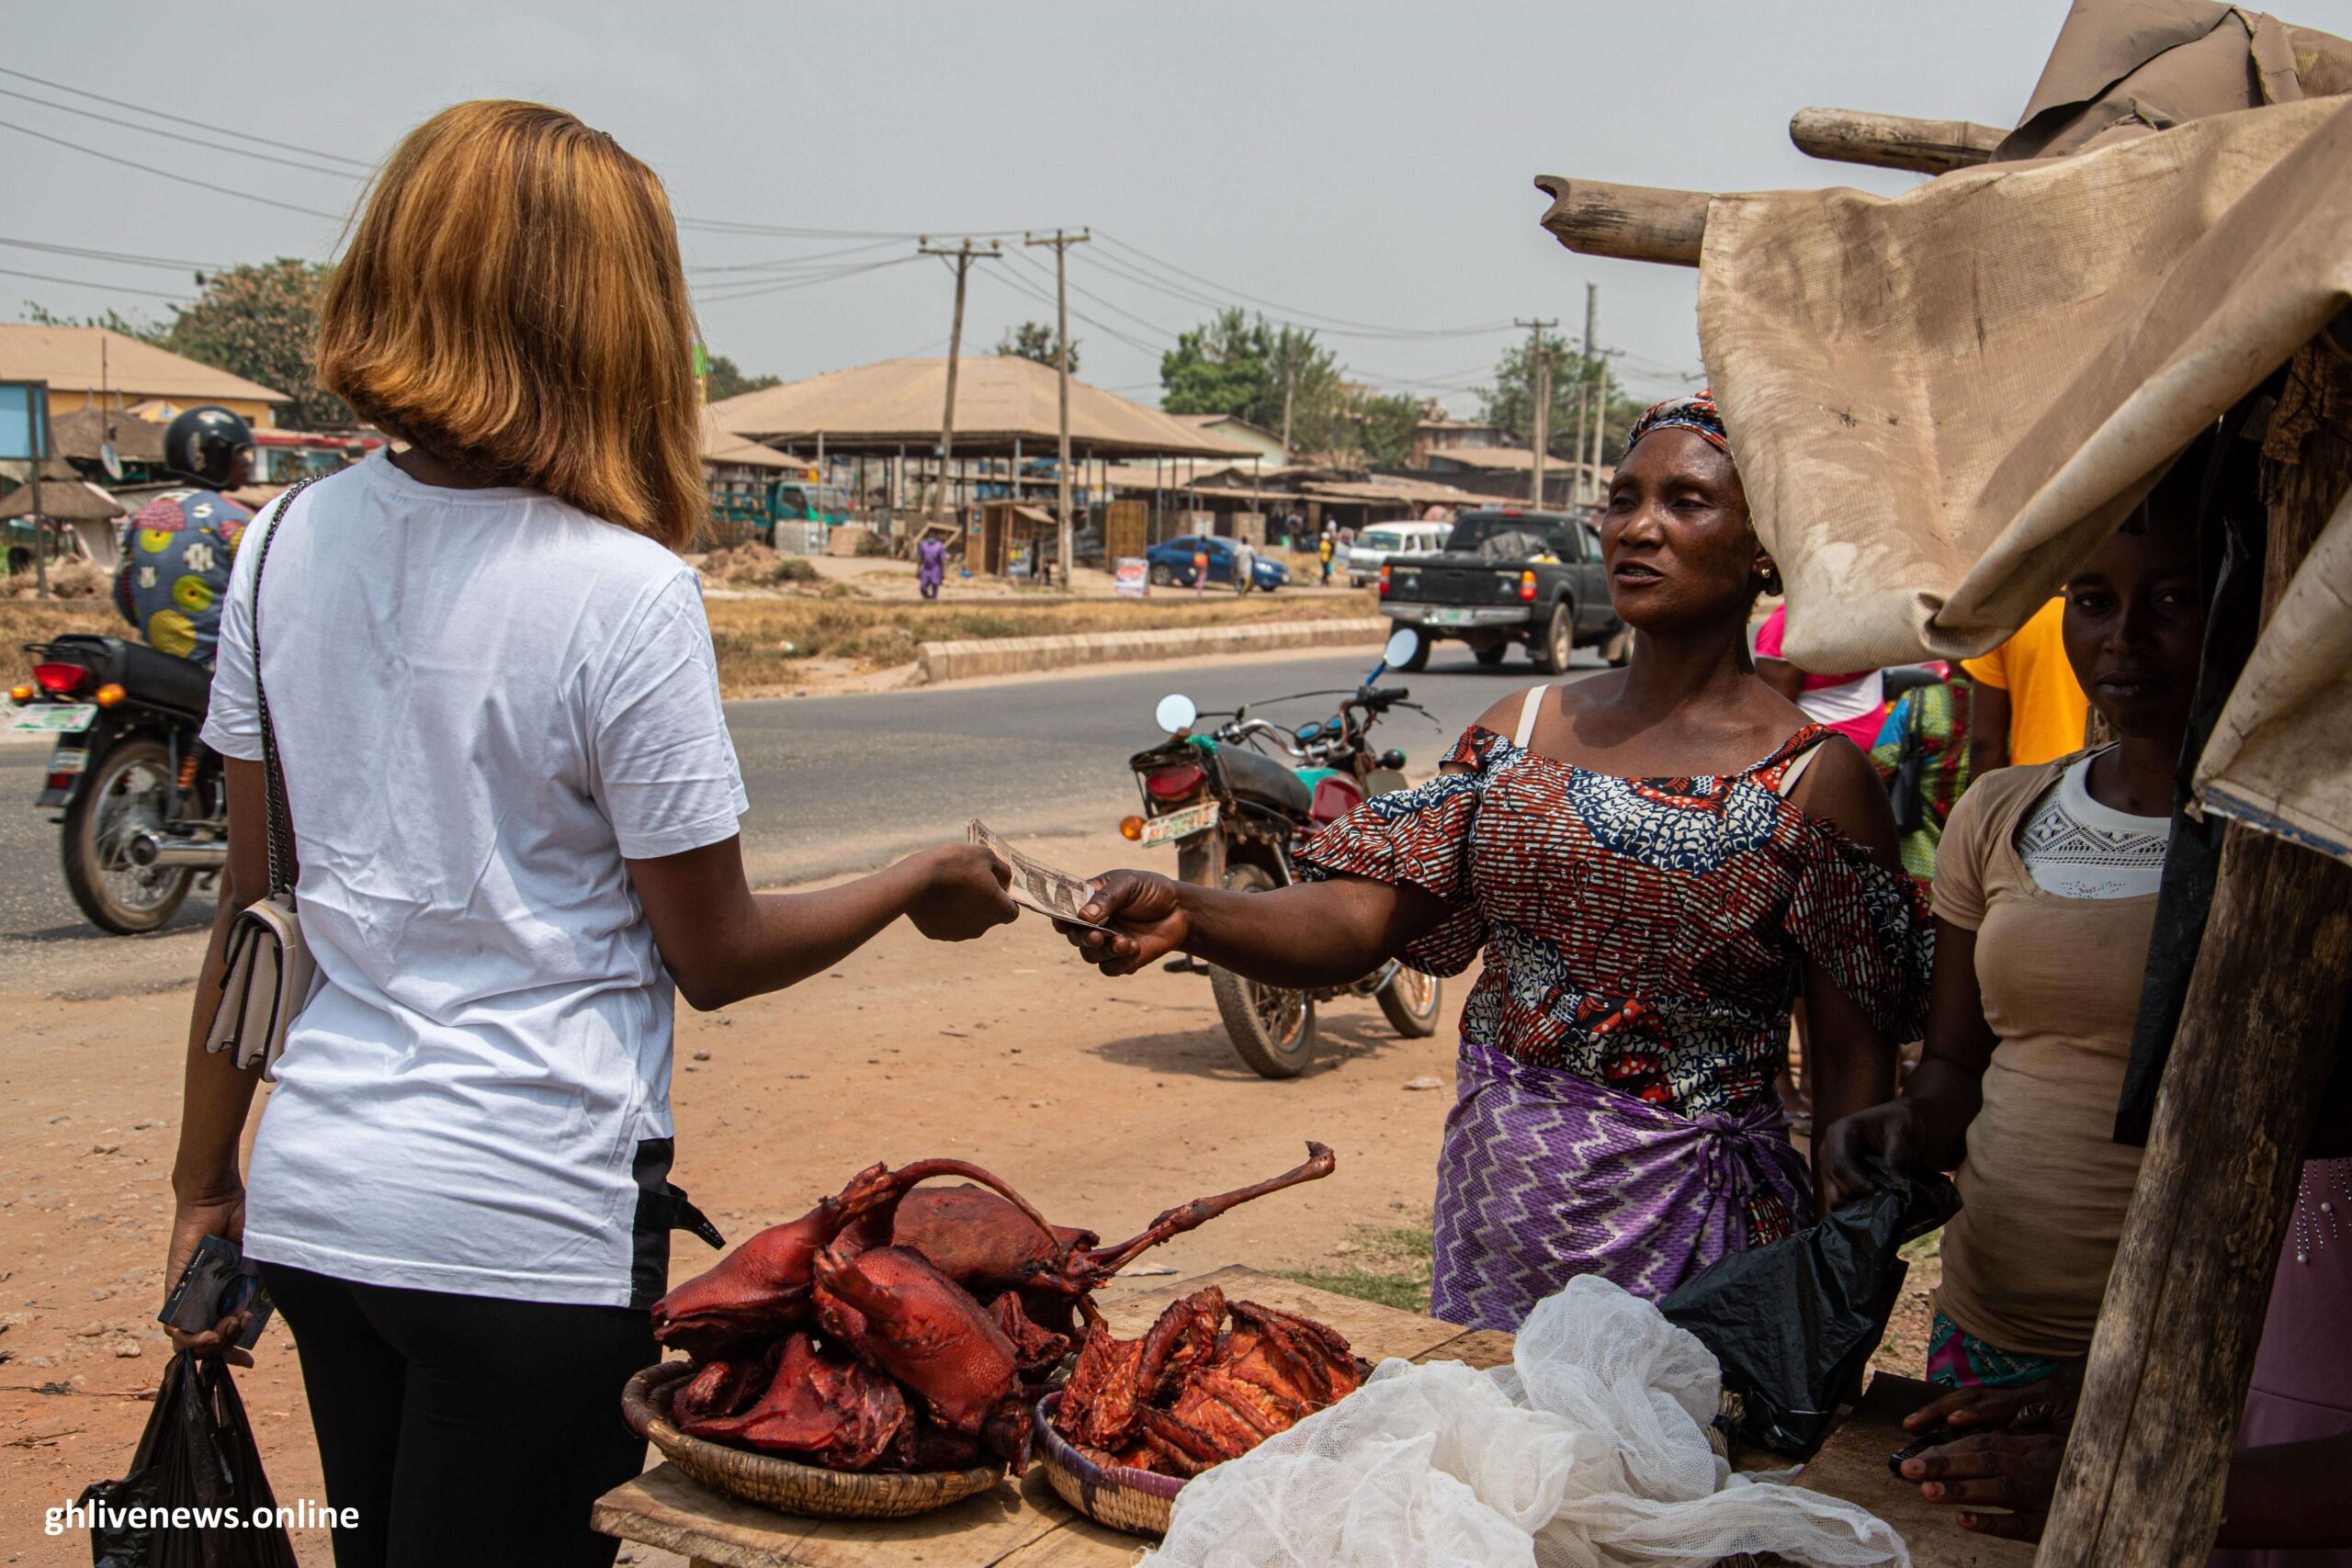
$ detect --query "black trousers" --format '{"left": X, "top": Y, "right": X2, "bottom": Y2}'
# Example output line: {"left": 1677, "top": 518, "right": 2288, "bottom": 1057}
{"left": 258, "top": 1263, "right": 653, "bottom": 1568}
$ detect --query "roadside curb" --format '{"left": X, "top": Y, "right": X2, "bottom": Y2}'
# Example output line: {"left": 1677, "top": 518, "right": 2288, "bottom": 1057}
{"left": 918, "top": 617, "right": 1388, "bottom": 684}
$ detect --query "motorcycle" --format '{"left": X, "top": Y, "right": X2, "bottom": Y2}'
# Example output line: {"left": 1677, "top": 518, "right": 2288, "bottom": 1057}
{"left": 8, "top": 635, "right": 224, "bottom": 933}
{"left": 1116, "top": 629, "right": 1445, "bottom": 1078}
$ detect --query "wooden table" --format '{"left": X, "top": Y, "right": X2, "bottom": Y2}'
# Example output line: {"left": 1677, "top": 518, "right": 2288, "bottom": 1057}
{"left": 593, "top": 1268, "right": 2030, "bottom": 1568}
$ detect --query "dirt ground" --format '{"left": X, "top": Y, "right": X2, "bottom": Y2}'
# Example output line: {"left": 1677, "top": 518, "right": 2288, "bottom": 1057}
{"left": 0, "top": 823, "right": 1938, "bottom": 1564}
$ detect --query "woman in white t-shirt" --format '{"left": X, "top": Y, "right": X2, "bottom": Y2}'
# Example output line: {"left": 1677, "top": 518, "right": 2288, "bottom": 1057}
{"left": 164, "top": 102, "right": 1014, "bottom": 1568}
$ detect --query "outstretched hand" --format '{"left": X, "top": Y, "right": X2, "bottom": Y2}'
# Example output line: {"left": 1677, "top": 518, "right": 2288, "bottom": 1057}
{"left": 1900, "top": 1429, "right": 2066, "bottom": 1540}
{"left": 908, "top": 844, "right": 1019, "bottom": 942}
{"left": 1060, "top": 869, "right": 1190, "bottom": 976}
{"left": 1904, "top": 1377, "right": 2074, "bottom": 1438}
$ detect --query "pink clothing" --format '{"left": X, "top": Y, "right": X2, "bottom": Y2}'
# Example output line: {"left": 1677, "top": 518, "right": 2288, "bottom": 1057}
{"left": 2211, "top": 1156, "right": 2352, "bottom": 1568}
{"left": 1755, "top": 605, "right": 1885, "bottom": 750}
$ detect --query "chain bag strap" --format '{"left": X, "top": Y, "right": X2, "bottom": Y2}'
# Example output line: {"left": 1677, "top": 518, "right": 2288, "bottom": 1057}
{"left": 202, "top": 474, "right": 325, "bottom": 1078}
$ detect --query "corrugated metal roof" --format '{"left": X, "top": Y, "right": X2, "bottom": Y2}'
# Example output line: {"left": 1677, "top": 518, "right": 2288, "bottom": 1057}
{"left": 708, "top": 356, "right": 1252, "bottom": 458}
{"left": 0, "top": 326, "right": 287, "bottom": 403}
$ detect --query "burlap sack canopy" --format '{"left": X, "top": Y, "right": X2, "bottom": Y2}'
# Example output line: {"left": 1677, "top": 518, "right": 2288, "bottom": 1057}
{"left": 1698, "top": 94, "right": 2352, "bottom": 862}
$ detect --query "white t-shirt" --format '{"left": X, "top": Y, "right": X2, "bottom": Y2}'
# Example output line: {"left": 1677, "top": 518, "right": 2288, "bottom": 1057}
{"left": 201, "top": 451, "right": 748, "bottom": 1307}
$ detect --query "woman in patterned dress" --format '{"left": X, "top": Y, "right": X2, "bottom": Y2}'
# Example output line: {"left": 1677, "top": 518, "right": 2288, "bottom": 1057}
{"left": 1065, "top": 394, "right": 1932, "bottom": 1331}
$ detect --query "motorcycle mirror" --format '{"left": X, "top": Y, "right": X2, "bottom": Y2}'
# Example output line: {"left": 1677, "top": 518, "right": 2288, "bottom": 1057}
{"left": 1154, "top": 693, "right": 1199, "bottom": 735}
{"left": 1381, "top": 628, "right": 1418, "bottom": 671}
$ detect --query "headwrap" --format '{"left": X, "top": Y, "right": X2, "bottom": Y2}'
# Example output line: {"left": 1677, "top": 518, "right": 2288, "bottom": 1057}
{"left": 1622, "top": 390, "right": 1727, "bottom": 458}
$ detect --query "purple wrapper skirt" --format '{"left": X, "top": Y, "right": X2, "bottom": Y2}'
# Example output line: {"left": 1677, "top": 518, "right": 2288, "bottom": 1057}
{"left": 1430, "top": 1042, "right": 1813, "bottom": 1332}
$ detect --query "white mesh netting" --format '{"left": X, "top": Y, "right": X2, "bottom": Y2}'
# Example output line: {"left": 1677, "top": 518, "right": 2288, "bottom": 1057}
{"left": 1139, "top": 1276, "right": 1908, "bottom": 1568}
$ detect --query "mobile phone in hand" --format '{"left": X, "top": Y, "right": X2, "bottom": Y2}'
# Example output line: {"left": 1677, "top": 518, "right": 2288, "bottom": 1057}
{"left": 158, "top": 1234, "right": 275, "bottom": 1349}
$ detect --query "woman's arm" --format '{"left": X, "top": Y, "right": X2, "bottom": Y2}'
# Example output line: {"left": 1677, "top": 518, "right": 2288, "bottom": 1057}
{"left": 166, "top": 756, "right": 271, "bottom": 1362}
{"left": 1821, "top": 918, "right": 2001, "bottom": 1204}
{"left": 1063, "top": 870, "right": 1448, "bottom": 986}
{"left": 1968, "top": 684, "right": 2011, "bottom": 780}
{"left": 628, "top": 837, "right": 1016, "bottom": 1011}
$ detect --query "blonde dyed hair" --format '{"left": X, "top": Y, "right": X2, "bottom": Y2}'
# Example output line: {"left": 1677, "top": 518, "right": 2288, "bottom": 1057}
{"left": 320, "top": 101, "right": 704, "bottom": 549}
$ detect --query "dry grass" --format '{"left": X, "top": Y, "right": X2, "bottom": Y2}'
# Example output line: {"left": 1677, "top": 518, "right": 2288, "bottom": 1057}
{"left": 0, "top": 571, "right": 1378, "bottom": 699}
{"left": 1277, "top": 1223, "right": 1435, "bottom": 1315}
{"left": 2, "top": 560, "right": 111, "bottom": 602}
{"left": 703, "top": 592, "right": 1375, "bottom": 696}
{"left": 0, "top": 595, "right": 121, "bottom": 659}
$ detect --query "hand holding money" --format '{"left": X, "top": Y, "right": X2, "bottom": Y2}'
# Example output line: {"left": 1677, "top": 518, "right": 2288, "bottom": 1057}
{"left": 967, "top": 820, "right": 1114, "bottom": 931}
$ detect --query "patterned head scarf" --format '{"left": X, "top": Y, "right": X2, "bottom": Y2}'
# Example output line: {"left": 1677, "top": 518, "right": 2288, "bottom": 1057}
{"left": 1622, "top": 390, "right": 1727, "bottom": 459}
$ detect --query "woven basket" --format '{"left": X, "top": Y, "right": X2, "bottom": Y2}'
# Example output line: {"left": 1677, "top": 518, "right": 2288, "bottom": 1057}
{"left": 622, "top": 1360, "right": 1005, "bottom": 1520}
{"left": 1032, "top": 1392, "right": 1186, "bottom": 1537}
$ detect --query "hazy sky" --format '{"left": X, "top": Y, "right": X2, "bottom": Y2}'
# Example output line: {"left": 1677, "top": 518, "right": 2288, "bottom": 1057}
{"left": 13, "top": 2, "right": 2350, "bottom": 414}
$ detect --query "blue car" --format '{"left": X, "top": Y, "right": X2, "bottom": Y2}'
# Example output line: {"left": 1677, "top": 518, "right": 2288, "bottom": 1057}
{"left": 1144, "top": 536, "right": 1288, "bottom": 592}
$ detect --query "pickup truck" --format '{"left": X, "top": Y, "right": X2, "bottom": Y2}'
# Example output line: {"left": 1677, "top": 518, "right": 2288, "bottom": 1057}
{"left": 1375, "top": 507, "right": 1625, "bottom": 672}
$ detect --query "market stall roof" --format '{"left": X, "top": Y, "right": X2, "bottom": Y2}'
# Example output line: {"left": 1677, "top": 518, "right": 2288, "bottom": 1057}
{"left": 700, "top": 408, "right": 806, "bottom": 471}
{"left": 707, "top": 356, "right": 1254, "bottom": 459}
{"left": 1, "top": 476, "right": 126, "bottom": 523}
{"left": 0, "top": 325, "right": 287, "bottom": 406}
{"left": 49, "top": 407, "right": 167, "bottom": 464}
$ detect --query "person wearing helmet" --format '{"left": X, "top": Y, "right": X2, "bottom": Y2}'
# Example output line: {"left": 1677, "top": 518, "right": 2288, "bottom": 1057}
{"left": 112, "top": 407, "right": 257, "bottom": 664}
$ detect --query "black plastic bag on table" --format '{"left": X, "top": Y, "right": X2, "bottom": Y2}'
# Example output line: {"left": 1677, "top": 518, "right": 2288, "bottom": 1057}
{"left": 1658, "top": 1160, "right": 1959, "bottom": 1459}
{"left": 80, "top": 1351, "right": 300, "bottom": 1568}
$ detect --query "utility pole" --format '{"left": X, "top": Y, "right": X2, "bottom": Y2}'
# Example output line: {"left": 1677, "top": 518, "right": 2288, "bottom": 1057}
{"left": 917, "top": 237, "right": 1002, "bottom": 528}
{"left": 1587, "top": 350, "right": 1615, "bottom": 504}
{"left": 1280, "top": 360, "right": 1296, "bottom": 464}
{"left": 1024, "top": 228, "right": 1091, "bottom": 585}
{"left": 1577, "top": 283, "right": 1599, "bottom": 502}
{"left": 1515, "top": 317, "right": 1558, "bottom": 507}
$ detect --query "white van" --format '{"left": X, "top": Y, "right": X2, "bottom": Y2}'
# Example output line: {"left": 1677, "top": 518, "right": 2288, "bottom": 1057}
{"left": 1345, "top": 521, "right": 1449, "bottom": 585}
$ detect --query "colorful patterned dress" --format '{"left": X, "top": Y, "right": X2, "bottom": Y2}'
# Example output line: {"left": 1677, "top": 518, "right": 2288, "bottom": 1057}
{"left": 1299, "top": 694, "right": 1933, "bottom": 1331}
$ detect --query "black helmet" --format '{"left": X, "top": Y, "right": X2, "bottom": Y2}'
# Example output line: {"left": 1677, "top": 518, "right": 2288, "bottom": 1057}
{"left": 163, "top": 406, "right": 254, "bottom": 487}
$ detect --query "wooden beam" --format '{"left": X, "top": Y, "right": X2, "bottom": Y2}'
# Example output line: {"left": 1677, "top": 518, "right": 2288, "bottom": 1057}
{"left": 1787, "top": 107, "right": 2006, "bottom": 175}
{"left": 2036, "top": 340, "right": 2352, "bottom": 1566}
{"left": 1532, "top": 176, "right": 1709, "bottom": 267}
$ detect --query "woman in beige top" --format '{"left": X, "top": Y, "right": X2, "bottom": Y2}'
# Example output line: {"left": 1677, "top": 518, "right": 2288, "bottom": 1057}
{"left": 1824, "top": 497, "right": 2202, "bottom": 1388}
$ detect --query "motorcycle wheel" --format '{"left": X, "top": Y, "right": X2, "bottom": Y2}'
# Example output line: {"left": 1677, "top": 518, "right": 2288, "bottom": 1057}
{"left": 62, "top": 737, "right": 194, "bottom": 934}
{"left": 1377, "top": 964, "right": 1444, "bottom": 1038}
{"left": 1209, "top": 863, "right": 1317, "bottom": 1078}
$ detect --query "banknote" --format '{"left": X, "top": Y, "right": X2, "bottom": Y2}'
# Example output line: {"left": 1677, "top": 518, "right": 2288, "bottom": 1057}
{"left": 968, "top": 819, "right": 1112, "bottom": 930}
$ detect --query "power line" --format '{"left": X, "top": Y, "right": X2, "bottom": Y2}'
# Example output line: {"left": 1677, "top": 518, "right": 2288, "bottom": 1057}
{"left": 692, "top": 254, "right": 921, "bottom": 305}
{"left": 0, "top": 235, "right": 226, "bottom": 273}
{"left": 1093, "top": 230, "right": 1521, "bottom": 341}
{"left": 0, "top": 64, "right": 376, "bottom": 168}
{"left": 0, "top": 118, "right": 347, "bottom": 221}
{"left": 685, "top": 237, "right": 909, "bottom": 275}
{"left": 0, "top": 265, "right": 191, "bottom": 302}
{"left": 0, "top": 85, "right": 365, "bottom": 179}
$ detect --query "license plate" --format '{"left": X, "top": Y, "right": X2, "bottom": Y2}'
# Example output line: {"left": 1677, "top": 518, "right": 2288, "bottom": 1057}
{"left": 1138, "top": 799, "right": 1220, "bottom": 847}
{"left": 10, "top": 704, "right": 96, "bottom": 733}
{"left": 1426, "top": 608, "right": 1476, "bottom": 626}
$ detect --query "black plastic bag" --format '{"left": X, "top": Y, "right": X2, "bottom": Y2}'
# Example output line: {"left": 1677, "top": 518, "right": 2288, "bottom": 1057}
{"left": 1659, "top": 1162, "right": 1959, "bottom": 1458}
{"left": 79, "top": 1351, "right": 300, "bottom": 1568}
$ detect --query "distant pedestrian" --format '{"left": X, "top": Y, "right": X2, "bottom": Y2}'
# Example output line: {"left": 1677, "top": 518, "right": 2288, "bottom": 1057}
{"left": 1317, "top": 530, "right": 1334, "bottom": 586}
{"left": 1193, "top": 544, "right": 1209, "bottom": 597}
{"left": 916, "top": 534, "right": 945, "bottom": 599}
{"left": 1233, "top": 537, "right": 1256, "bottom": 595}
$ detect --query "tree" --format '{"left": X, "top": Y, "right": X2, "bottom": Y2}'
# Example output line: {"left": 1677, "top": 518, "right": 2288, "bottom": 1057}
{"left": 1159, "top": 310, "right": 1348, "bottom": 459}
{"left": 158, "top": 259, "right": 347, "bottom": 430}
{"left": 1478, "top": 342, "right": 1646, "bottom": 466}
{"left": 21, "top": 302, "right": 171, "bottom": 344}
{"left": 705, "top": 352, "right": 779, "bottom": 402}
{"left": 1354, "top": 391, "right": 1423, "bottom": 468}
{"left": 994, "top": 321, "right": 1078, "bottom": 374}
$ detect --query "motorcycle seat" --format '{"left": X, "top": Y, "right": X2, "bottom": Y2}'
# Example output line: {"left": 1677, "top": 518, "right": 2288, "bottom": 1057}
{"left": 1219, "top": 746, "right": 1313, "bottom": 814}
{"left": 48, "top": 634, "right": 212, "bottom": 721}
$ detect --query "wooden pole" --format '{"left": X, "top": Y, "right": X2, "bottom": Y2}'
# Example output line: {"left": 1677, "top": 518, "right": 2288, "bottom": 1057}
{"left": 1517, "top": 317, "right": 1556, "bottom": 506}
{"left": 2036, "top": 341, "right": 2352, "bottom": 1566}
{"left": 918, "top": 238, "right": 1001, "bottom": 527}
{"left": 1534, "top": 176, "right": 1710, "bottom": 267}
{"left": 1024, "top": 229, "right": 1090, "bottom": 586}
{"left": 1787, "top": 107, "right": 2005, "bottom": 175}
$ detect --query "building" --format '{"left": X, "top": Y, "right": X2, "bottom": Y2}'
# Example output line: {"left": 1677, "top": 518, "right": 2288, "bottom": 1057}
{"left": 0, "top": 325, "right": 288, "bottom": 430}
{"left": 1409, "top": 412, "right": 1512, "bottom": 468}
{"left": 1419, "top": 446, "right": 1600, "bottom": 508}
{"left": 1167, "top": 412, "right": 1288, "bottom": 467}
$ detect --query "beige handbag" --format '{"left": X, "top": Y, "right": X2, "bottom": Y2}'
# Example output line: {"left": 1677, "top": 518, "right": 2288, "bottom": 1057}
{"left": 204, "top": 476, "right": 323, "bottom": 1080}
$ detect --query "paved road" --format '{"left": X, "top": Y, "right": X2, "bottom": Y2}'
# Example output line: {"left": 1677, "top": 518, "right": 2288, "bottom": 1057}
{"left": 0, "top": 644, "right": 1602, "bottom": 994}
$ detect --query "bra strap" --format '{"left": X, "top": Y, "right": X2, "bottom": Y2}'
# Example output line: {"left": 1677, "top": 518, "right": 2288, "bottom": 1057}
{"left": 1514, "top": 683, "right": 1551, "bottom": 748}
